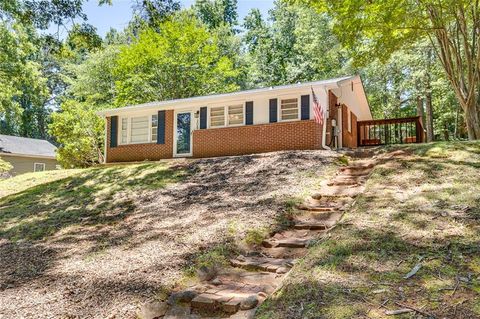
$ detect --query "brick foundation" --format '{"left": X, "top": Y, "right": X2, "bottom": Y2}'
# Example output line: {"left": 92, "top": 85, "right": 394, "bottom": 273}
{"left": 105, "top": 110, "right": 174, "bottom": 163}
{"left": 192, "top": 120, "right": 323, "bottom": 158}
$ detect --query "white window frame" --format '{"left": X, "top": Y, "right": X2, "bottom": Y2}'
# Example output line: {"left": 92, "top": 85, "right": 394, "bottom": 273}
{"left": 209, "top": 106, "right": 226, "bottom": 128}
{"left": 34, "top": 162, "right": 45, "bottom": 172}
{"left": 118, "top": 114, "right": 158, "bottom": 145}
{"left": 208, "top": 101, "right": 246, "bottom": 129}
{"left": 278, "top": 96, "right": 300, "bottom": 122}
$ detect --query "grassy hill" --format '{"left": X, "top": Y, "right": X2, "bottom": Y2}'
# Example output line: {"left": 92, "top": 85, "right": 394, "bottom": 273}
{"left": 257, "top": 141, "right": 480, "bottom": 319}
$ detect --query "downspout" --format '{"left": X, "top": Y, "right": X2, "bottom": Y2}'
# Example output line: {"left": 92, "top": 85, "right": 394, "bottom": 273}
{"left": 322, "top": 87, "right": 331, "bottom": 150}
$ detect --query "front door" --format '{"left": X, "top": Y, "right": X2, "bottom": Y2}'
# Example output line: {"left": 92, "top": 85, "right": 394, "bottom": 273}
{"left": 174, "top": 111, "right": 192, "bottom": 157}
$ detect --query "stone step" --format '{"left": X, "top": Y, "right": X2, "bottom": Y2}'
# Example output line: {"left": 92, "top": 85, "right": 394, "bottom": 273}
{"left": 293, "top": 221, "right": 328, "bottom": 230}
{"left": 262, "top": 237, "right": 311, "bottom": 248}
{"left": 295, "top": 204, "right": 339, "bottom": 212}
{"left": 312, "top": 185, "right": 364, "bottom": 199}
{"left": 340, "top": 162, "right": 374, "bottom": 170}
{"left": 260, "top": 246, "right": 308, "bottom": 259}
{"left": 337, "top": 168, "right": 372, "bottom": 177}
{"left": 327, "top": 180, "right": 360, "bottom": 186}
{"left": 187, "top": 270, "right": 279, "bottom": 314}
{"left": 230, "top": 256, "right": 293, "bottom": 274}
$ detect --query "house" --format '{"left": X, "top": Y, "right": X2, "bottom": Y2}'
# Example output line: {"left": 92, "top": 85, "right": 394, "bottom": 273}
{"left": 0, "top": 135, "right": 58, "bottom": 175}
{"left": 98, "top": 75, "right": 374, "bottom": 163}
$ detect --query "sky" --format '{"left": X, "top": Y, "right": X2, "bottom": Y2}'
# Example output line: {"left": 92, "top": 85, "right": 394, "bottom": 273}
{"left": 72, "top": 0, "right": 275, "bottom": 37}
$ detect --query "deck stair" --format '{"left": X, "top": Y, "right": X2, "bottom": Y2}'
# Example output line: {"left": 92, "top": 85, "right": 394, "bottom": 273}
{"left": 156, "top": 158, "right": 377, "bottom": 319}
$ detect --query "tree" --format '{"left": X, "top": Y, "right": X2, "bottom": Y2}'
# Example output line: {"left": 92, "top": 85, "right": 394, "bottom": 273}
{"left": 49, "top": 46, "right": 119, "bottom": 167}
{"left": 49, "top": 100, "right": 105, "bottom": 167}
{"left": 193, "top": 0, "right": 238, "bottom": 30}
{"left": 243, "top": 1, "right": 347, "bottom": 88}
{"left": 114, "top": 13, "right": 239, "bottom": 106}
{"left": 302, "top": 0, "right": 480, "bottom": 140}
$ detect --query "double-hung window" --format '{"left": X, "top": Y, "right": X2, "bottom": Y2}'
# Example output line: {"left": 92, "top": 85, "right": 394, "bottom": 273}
{"left": 228, "top": 104, "right": 243, "bottom": 126}
{"left": 151, "top": 114, "right": 158, "bottom": 142}
{"left": 34, "top": 163, "right": 45, "bottom": 172}
{"left": 119, "top": 114, "right": 158, "bottom": 144}
{"left": 121, "top": 118, "right": 128, "bottom": 144}
{"left": 210, "top": 107, "right": 225, "bottom": 127}
{"left": 130, "top": 116, "right": 149, "bottom": 143}
{"left": 280, "top": 98, "right": 299, "bottom": 121}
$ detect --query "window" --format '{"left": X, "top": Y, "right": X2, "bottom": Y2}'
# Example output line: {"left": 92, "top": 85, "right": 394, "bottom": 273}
{"left": 151, "top": 114, "right": 158, "bottom": 142}
{"left": 121, "top": 118, "right": 128, "bottom": 144}
{"left": 280, "top": 98, "right": 299, "bottom": 121}
{"left": 34, "top": 163, "right": 45, "bottom": 172}
{"left": 228, "top": 104, "right": 243, "bottom": 126}
{"left": 347, "top": 110, "right": 352, "bottom": 133}
{"left": 130, "top": 116, "right": 149, "bottom": 143}
{"left": 210, "top": 106, "right": 225, "bottom": 127}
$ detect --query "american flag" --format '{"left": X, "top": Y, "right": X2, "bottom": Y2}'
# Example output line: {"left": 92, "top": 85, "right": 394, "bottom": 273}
{"left": 311, "top": 87, "right": 324, "bottom": 125}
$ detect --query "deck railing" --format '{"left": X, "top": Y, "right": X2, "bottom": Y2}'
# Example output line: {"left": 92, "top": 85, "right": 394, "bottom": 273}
{"left": 357, "top": 116, "right": 424, "bottom": 146}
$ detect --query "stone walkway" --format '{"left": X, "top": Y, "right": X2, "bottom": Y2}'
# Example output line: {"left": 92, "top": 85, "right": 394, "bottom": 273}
{"left": 139, "top": 157, "right": 377, "bottom": 319}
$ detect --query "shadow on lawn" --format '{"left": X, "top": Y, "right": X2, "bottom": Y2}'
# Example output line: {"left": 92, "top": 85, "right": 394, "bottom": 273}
{"left": 0, "top": 163, "right": 185, "bottom": 242}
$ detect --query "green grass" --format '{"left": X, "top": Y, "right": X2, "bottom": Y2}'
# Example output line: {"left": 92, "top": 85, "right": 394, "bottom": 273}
{"left": 0, "top": 162, "right": 185, "bottom": 241}
{"left": 256, "top": 141, "right": 480, "bottom": 319}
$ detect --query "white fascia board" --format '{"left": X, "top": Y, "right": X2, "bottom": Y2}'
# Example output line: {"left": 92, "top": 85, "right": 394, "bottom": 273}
{"left": 97, "top": 76, "right": 356, "bottom": 117}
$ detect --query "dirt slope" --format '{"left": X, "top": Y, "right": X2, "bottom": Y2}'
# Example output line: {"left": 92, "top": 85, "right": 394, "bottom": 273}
{"left": 0, "top": 150, "right": 338, "bottom": 318}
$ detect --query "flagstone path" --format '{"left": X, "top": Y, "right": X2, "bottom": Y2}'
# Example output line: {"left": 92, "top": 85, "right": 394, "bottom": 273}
{"left": 139, "top": 156, "right": 378, "bottom": 319}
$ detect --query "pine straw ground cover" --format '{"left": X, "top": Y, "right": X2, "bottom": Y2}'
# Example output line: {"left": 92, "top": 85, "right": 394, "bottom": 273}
{"left": 257, "top": 141, "right": 480, "bottom": 319}
{"left": 0, "top": 150, "right": 340, "bottom": 318}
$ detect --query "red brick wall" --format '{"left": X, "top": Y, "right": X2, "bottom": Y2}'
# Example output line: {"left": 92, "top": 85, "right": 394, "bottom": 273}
{"left": 192, "top": 120, "right": 323, "bottom": 158}
{"left": 342, "top": 104, "right": 358, "bottom": 148}
{"left": 105, "top": 110, "right": 174, "bottom": 163}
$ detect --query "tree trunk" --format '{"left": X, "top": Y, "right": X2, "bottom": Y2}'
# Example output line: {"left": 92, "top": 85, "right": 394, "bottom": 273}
{"left": 464, "top": 100, "right": 480, "bottom": 140}
{"left": 425, "top": 92, "right": 434, "bottom": 142}
{"left": 416, "top": 96, "right": 425, "bottom": 126}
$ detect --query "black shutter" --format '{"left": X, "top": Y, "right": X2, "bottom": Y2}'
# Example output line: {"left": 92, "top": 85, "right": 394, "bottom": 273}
{"left": 200, "top": 107, "right": 207, "bottom": 129}
{"left": 301, "top": 94, "right": 310, "bottom": 120}
{"left": 110, "top": 116, "right": 118, "bottom": 148}
{"left": 157, "top": 110, "right": 165, "bottom": 144}
{"left": 269, "top": 98, "right": 278, "bottom": 123}
{"left": 245, "top": 101, "right": 253, "bottom": 125}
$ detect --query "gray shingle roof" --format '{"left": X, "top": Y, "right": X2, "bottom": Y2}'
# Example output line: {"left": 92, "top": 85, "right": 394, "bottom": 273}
{"left": 0, "top": 135, "right": 57, "bottom": 158}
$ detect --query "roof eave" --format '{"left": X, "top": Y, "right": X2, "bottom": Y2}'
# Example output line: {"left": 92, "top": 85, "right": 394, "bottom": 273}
{"left": 96, "top": 76, "right": 356, "bottom": 117}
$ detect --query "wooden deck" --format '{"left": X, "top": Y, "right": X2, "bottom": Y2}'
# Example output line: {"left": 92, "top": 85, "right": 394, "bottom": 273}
{"left": 357, "top": 116, "right": 425, "bottom": 147}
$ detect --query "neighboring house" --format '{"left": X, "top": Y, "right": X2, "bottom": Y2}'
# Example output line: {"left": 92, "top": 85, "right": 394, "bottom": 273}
{"left": 0, "top": 135, "right": 58, "bottom": 176}
{"left": 98, "top": 75, "right": 374, "bottom": 163}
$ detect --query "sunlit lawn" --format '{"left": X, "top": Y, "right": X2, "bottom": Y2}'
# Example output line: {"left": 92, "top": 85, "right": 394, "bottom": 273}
{"left": 0, "top": 163, "right": 185, "bottom": 241}
{"left": 257, "top": 141, "right": 480, "bottom": 319}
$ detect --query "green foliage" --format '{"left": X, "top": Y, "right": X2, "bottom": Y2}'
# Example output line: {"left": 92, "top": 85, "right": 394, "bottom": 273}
{"left": 0, "top": 157, "right": 13, "bottom": 174}
{"left": 244, "top": 227, "right": 269, "bottom": 246}
{"left": 243, "top": 1, "right": 348, "bottom": 88}
{"left": 49, "top": 100, "right": 105, "bottom": 168}
{"left": 114, "top": 13, "right": 239, "bottom": 106}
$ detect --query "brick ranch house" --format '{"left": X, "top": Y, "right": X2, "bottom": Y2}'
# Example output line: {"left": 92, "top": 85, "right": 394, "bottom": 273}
{"left": 98, "top": 75, "right": 377, "bottom": 162}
